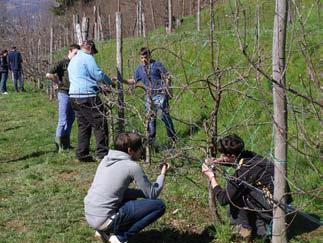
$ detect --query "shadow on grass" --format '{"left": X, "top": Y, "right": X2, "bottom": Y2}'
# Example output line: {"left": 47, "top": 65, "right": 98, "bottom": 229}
{"left": 130, "top": 226, "right": 215, "bottom": 243}
{"left": 2, "top": 149, "right": 55, "bottom": 163}
{"left": 3, "top": 125, "right": 22, "bottom": 132}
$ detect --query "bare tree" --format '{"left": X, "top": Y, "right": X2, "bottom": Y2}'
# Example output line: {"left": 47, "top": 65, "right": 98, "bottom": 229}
{"left": 272, "top": 0, "right": 288, "bottom": 241}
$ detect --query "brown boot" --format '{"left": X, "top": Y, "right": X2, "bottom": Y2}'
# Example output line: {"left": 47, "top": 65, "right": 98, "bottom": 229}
{"left": 234, "top": 225, "right": 253, "bottom": 242}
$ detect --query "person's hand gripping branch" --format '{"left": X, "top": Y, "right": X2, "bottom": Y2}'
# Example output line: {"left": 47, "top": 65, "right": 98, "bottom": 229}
{"left": 202, "top": 159, "right": 219, "bottom": 189}
{"left": 160, "top": 163, "right": 170, "bottom": 176}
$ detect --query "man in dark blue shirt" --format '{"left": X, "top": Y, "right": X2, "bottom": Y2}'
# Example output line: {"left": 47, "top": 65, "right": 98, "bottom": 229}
{"left": 127, "top": 47, "right": 176, "bottom": 145}
{"left": 8, "top": 46, "right": 24, "bottom": 92}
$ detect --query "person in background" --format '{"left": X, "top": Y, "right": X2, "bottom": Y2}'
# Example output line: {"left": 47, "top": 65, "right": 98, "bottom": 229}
{"left": 68, "top": 40, "right": 114, "bottom": 162}
{"left": 85, "top": 132, "right": 169, "bottom": 243}
{"left": 46, "top": 44, "right": 80, "bottom": 152}
{"left": 8, "top": 46, "right": 24, "bottom": 92}
{"left": 126, "top": 47, "right": 176, "bottom": 146}
{"left": 201, "top": 134, "right": 292, "bottom": 241}
{"left": 0, "top": 50, "right": 9, "bottom": 94}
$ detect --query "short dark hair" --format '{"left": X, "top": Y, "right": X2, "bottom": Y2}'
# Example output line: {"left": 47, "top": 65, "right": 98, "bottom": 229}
{"left": 217, "top": 134, "right": 244, "bottom": 156}
{"left": 115, "top": 132, "right": 143, "bottom": 153}
{"left": 12, "top": 46, "right": 16, "bottom": 50}
{"left": 140, "top": 47, "right": 151, "bottom": 56}
{"left": 1, "top": 50, "right": 7, "bottom": 55}
{"left": 82, "top": 40, "right": 98, "bottom": 54}
{"left": 69, "top": 44, "right": 80, "bottom": 51}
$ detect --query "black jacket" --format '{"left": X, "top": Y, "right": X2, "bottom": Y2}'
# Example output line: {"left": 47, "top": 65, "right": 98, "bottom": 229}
{"left": 48, "top": 58, "right": 70, "bottom": 92}
{"left": 0, "top": 55, "right": 8, "bottom": 73}
{"left": 214, "top": 150, "right": 292, "bottom": 209}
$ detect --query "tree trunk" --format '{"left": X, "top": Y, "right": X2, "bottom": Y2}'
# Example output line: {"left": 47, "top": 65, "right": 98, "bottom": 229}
{"left": 272, "top": 0, "right": 288, "bottom": 242}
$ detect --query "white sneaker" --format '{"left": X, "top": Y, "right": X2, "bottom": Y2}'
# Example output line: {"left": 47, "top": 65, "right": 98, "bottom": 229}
{"left": 3, "top": 92, "right": 8, "bottom": 94}
{"left": 108, "top": 234, "right": 127, "bottom": 243}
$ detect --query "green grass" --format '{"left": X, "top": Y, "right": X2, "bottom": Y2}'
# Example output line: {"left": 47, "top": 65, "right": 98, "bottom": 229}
{"left": 1, "top": 0, "right": 322, "bottom": 242}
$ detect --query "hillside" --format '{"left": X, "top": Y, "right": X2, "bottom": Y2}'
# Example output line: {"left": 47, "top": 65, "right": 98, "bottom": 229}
{"left": 0, "top": 0, "right": 322, "bottom": 242}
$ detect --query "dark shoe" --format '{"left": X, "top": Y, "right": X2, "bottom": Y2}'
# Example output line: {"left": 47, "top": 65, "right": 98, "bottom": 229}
{"left": 78, "top": 155, "right": 96, "bottom": 162}
{"left": 61, "top": 136, "right": 72, "bottom": 150}
{"left": 55, "top": 137, "right": 70, "bottom": 153}
{"left": 55, "top": 137, "right": 63, "bottom": 153}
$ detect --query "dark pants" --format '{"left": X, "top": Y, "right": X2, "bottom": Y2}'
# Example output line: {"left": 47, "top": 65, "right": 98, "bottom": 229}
{"left": 71, "top": 96, "right": 108, "bottom": 160}
{"left": 101, "top": 199, "right": 165, "bottom": 243}
{"left": 12, "top": 70, "right": 24, "bottom": 92}
{"left": 229, "top": 192, "right": 272, "bottom": 237}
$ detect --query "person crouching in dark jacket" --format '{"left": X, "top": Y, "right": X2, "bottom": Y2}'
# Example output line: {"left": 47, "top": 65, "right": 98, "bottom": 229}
{"left": 202, "top": 134, "right": 292, "bottom": 241}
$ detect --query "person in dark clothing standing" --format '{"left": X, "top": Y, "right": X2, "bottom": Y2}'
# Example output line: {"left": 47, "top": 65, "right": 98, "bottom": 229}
{"left": 126, "top": 47, "right": 176, "bottom": 146}
{"left": 8, "top": 46, "right": 24, "bottom": 92}
{"left": 46, "top": 44, "right": 80, "bottom": 152}
{"left": 0, "top": 50, "right": 9, "bottom": 94}
{"left": 201, "top": 134, "right": 292, "bottom": 241}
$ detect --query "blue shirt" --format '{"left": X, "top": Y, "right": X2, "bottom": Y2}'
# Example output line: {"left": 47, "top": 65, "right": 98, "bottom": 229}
{"left": 134, "top": 60, "right": 169, "bottom": 96}
{"left": 68, "top": 50, "right": 112, "bottom": 98}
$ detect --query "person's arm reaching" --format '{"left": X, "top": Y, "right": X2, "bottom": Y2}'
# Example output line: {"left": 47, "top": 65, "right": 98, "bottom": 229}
{"left": 133, "top": 163, "right": 169, "bottom": 199}
{"left": 87, "top": 56, "right": 112, "bottom": 85}
{"left": 202, "top": 162, "right": 240, "bottom": 206}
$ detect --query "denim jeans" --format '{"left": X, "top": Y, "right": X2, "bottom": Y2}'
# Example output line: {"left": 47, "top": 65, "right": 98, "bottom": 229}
{"left": 56, "top": 91, "right": 75, "bottom": 137}
{"left": 0, "top": 72, "right": 8, "bottom": 92}
{"left": 12, "top": 70, "right": 24, "bottom": 91}
{"left": 109, "top": 199, "right": 165, "bottom": 242}
{"left": 71, "top": 96, "right": 109, "bottom": 160}
{"left": 146, "top": 94, "right": 176, "bottom": 142}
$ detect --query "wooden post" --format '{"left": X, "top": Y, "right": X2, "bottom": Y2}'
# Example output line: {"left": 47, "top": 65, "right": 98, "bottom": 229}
{"left": 93, "top": 6, "right": 98, "bottom": 41}
{"left": 98, "top": 6, "right": 103, "bottom": 40}
{"left": 182, "top": 0, "right": 185, "bottom": 16}
{"left": 81, "top": 14, "right": 89, "bottom": 41}
{"left": 272, "top": 0, "right": 288, "bottom": 242}
{"left": 150, "top": 0, "right": 156, "bottom": 29}
{"left": 167, "top": 0, "right": 173, "bottom": 34}
{"left": 116, "top": 12, "right": 125, "bottom": 133}
{"left": 136, "top": 0, "right": 143, "bottom": 36}
{"left": 37, "top": 38, "right": 41, "bottom": 89}
{"left": 108, "top": 15, "right": 111, "bottom": 39}
{"left": 142, "top": 13, "right": 146, "bottom": 38}
{"left": 197, "top": 0, "right": 201, "bottom": 31}
{"left": 49, "top": 26, "right": 54, "bottom": 100}
{"left": 74, "top": 14, "right": 83, "bottom": 45}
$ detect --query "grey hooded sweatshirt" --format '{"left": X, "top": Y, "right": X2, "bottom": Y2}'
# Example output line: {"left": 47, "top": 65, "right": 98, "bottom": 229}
{"left": 84, "top": 149, "right": 165, "bottom": 229}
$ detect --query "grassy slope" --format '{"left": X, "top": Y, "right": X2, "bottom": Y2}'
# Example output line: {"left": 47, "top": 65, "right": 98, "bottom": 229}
{"left": 0, "top": 0, "right": 322, "bottom": 242}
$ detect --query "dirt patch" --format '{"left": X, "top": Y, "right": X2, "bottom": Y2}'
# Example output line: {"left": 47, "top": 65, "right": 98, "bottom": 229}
{"left": 6, "top": 219, "right": 29, "bottom": 233}
{"left": 57, "top": 170, "right": 80, "bottom": 181}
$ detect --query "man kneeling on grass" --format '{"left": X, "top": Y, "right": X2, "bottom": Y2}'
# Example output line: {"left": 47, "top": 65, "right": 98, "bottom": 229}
{"left": 84, "top": 132, "right": 169, "bottom": 243}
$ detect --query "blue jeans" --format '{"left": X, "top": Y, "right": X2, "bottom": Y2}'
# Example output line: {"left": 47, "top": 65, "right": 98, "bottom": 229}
{"left": 110, "top": 199, "right": 165, "bottom": 242}
{"left": 12, "top": 70, "right": 24, "bottom": 91}
{"left": 56, "top": 91, "right": 75, "bottom": 137}
{"left": 146, "top": 94, "right": 176, "bottom": 142}
{"left": 0, "top": 72, "right": 8, "bottom": 92}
